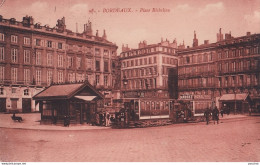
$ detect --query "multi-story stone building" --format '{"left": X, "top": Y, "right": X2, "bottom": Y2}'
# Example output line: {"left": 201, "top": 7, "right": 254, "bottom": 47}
{"left": 119, "top": 40, "right": 179, "bottom": 119}
{"left": 120, "top": 39, "right": 178, "bottom": 99}
{"left": 178, "top": 29, "right": 260, "bottom": 113}
{"left": 178, "top": 31, "right": 217, "bottom": 113}
{"left": 0, "top": 15, "right": 118, "bottom": 113}
{"left": 215, "top": 31, "right": 260, "bottom": 113}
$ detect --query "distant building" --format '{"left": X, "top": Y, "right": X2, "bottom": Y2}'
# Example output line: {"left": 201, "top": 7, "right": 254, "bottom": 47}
{"left": 177, "top": 29, "right": 260, "bottom": 113}
{"left": 215, "top": 31, "right": 260, "bottom": 112}
{"left": 119, "top": 39, "right": 178, "bottom": 99}
{"left": 0, "top": 15, "right": 118, "bottom": 113}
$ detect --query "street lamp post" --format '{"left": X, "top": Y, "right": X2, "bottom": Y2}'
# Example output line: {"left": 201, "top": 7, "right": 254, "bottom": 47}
{"left": 122, "top": 76, "right": 128, "bottom": 98}
{"left": 234, "top": 76, "right": 237, "bottom": 115}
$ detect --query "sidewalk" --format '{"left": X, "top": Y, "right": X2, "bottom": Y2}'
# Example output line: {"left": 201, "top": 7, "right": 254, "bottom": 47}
{"left": 0, "top": 112, "right": 256, "bottom": 131}
{"left": 0, "top": 113, "right": 110, "bottom": 131}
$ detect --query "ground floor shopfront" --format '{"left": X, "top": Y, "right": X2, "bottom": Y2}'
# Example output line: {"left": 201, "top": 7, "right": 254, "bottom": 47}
{"left": 219, "top": 93, "right": 252, "bottom": 114}
{"left": 0, "top": 86, "right": 44, "bottom": 113}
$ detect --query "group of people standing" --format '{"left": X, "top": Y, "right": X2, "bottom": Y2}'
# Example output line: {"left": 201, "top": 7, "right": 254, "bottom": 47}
{"left": 204, "top": 106, "right": 220, "bottom": 125}
{"left": 91, "top": 111, "right": 112, "bottom": 127}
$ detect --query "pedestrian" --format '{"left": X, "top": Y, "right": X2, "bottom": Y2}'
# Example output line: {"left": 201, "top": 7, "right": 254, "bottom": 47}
{"left": 220, "top": 108, "right": 224, "bottom": 118}
{"left": 212, "top": 106, "right": 219, "bottom": 124}
{"left": 249, "top": 106, "right": 252, "bottom": 116}
{"left": 204, "top": 108, "right": 211, "bottom": 125}
{"left": 99, "top": 113, "right": 103, "bottom": 126}
{"left": 105, "top": 111, "right": 110, "bottom": 127}
{"left": 64, "top": 115, "right": 70, "bottom": 127}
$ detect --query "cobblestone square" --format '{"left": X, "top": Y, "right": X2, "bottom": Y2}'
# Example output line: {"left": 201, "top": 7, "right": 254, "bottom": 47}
{"left": 0, "top": 114, "right": 259, "bottom": 162}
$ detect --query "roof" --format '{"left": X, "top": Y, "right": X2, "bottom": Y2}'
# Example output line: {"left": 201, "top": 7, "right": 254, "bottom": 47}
{"left": 219, "top": 93, "right": 250, "bottom": 101}
{"left": 33, "top": 81, "right": 104, "bottom": 100}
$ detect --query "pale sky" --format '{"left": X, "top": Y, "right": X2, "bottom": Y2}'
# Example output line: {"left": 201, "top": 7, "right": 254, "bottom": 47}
{"left": 1, "top": 0, "right": 260, "bottom": 51}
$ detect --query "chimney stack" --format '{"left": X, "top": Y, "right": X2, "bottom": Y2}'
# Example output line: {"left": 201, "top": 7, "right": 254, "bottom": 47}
{"left": 192, "top": 31, "right": 198, "bottom": 47}
{"left": 204, "top": 40, "right": 209, "bottom": 45}
{"left": 217, "top": 28, "right": 224, "bottom": 42}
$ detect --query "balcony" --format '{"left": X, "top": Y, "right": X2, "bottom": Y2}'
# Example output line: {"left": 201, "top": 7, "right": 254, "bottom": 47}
{"left": 0, "top": 79, "right": 49, "bottom": 87}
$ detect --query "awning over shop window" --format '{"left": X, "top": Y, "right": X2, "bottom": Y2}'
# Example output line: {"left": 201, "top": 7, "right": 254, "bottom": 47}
{"left": 219, "top": 93, "right": 249, "bottom": 101}
{"left": 74, "top": 96, "right": 96, "bottom": 101}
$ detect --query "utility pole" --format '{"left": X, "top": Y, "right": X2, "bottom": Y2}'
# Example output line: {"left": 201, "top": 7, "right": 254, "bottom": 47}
{"left": 234, "top": 76, "right": 237, "bottom": 114}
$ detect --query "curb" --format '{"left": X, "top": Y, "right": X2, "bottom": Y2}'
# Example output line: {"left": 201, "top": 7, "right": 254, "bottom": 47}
{"left": 0, "top": 115, "right": 258, "bottom": 131}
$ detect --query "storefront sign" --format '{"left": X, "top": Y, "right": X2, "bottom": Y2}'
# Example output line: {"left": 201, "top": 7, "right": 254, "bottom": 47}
{"left": 194, "top": 95, "right": 211, "bottom": 100}
{"left": 180, "top": 94, "right": 193, "bottom": 100}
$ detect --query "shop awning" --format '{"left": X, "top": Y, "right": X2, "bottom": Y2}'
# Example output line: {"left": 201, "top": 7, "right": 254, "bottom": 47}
{"left": 74, "top": 96, "right": 96, "bottom": 101}
{"left": 219, "top": 93, "right": 249, "bottom": 101}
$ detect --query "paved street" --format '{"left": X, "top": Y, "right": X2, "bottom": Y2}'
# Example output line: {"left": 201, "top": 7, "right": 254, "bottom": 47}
{"left": 0, "top": 115, "right": 259, "bottom": 162}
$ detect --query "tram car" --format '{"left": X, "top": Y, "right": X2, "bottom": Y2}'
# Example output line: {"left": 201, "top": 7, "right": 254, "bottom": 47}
{"left": 112, "top": 97, "right": 214, "bottom": 128}
{"left": 112, "top": 98, "right": 193, "bottom": 128}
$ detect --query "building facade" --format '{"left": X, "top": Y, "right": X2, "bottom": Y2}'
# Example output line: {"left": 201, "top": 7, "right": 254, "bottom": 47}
{"left": 0, "top": 15, "right": 118, "bottom": 113}
{"left": 119, "top": 40, "right": 178, "bottom": 99}
{"left": 178, "top": 29, "right": 260, "bottom": 113}
{"left": 215, "top": 31, "right": 260, "bottom": 112}
{"left": 178, "top": 31, "right": 217, "bottom": 112}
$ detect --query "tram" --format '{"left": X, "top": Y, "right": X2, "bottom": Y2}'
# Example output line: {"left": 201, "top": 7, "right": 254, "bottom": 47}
{"left": 113, "top": 96, "right": 214, "bottom": 128}
{"left": 113, "top": 98, "right": 186, "bottom": 128}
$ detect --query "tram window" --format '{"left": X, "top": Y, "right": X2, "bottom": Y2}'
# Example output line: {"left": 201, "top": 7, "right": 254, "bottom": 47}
{"left": 165, "top": 102, "right": 169, "bottom": 110}
{"left": 146, "top": 102, "right": 150, "bottom": 111}
{"left": 156, "top": 102, "right": 160, "bottom": 110}
{"left": 160, "top": 102, "right": 164, "bottom": 110}
{"left": 151, "top": 102, "right": 155, "bottom": 110}
{"left": 141, "top": 101, "right": 145, "bottom": 111}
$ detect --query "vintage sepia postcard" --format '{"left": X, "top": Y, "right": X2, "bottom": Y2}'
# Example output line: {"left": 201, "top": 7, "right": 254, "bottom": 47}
{"left": 0, "top": 0, "right": 259, "bottom": 164}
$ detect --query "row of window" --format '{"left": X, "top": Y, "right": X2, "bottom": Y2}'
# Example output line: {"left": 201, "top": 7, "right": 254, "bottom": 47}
{"left": 122, "top": 56, "right": 177, "bottom": 68}
{"left": 94, "top": 48, "right": 113, "bottom": 56}
{"left": 122, "top": 66, "right": 176, "bottom": 79}
{"left": 121, "top": 46, "right": 176, "bottom": 58}
{"left": 162, "top": 57, "right": 178, "bottom": 65}
{"left": 0, "top": 33, "right": 30, "bottom": 45}
{"left": 179, "top": 64, "right": 215, "bottom": 75}
{"left": 0, "top": 66, "right": 110, "bottom": 87}
{"left": 35, "top": 39, "right": 64, "bottom": 49}
{"left": 122, "top": 67, "right": 157, "bottom": 78}
{"left": 0, "top": 47, "right": 110, "bottom": 71}
{"left": 140, "top": 101, "right": 171, "bottom": 112}
{"left": 0, "top": 88, "right": 30, "bottom": 96}
{"left": 178, "top": 74, "right": 260, "bottom": 88}
{"left": 123, "top": 78, "right": 157, "bottom": 90}
{"left": 217, "top": 74, "right": 259, "bottom": 87}
{"left": 178, "top": 59, "right": 260, "bottom": 76}
{"left": 217, "top": 46, "right": 260, "bottom": 59}
{"left": 180, "top": 88, "right": 260, "bottom": 98}
{"left": 0, "top": 33, "right": 116, "bottom": 56}
{"left": 218, "top": 60, "right": 260, "bottom": 73}
{"left": 179, "top": 46, "right": 260, "bottom": 66}
{"left": 179, "top": 52, "right": 213, "bottom": 65}
{"left": 179, "top": 77, "right": 215, "bottom": 88}
{"left": 122, "top": 56, "right": 157, "bottom": 68}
